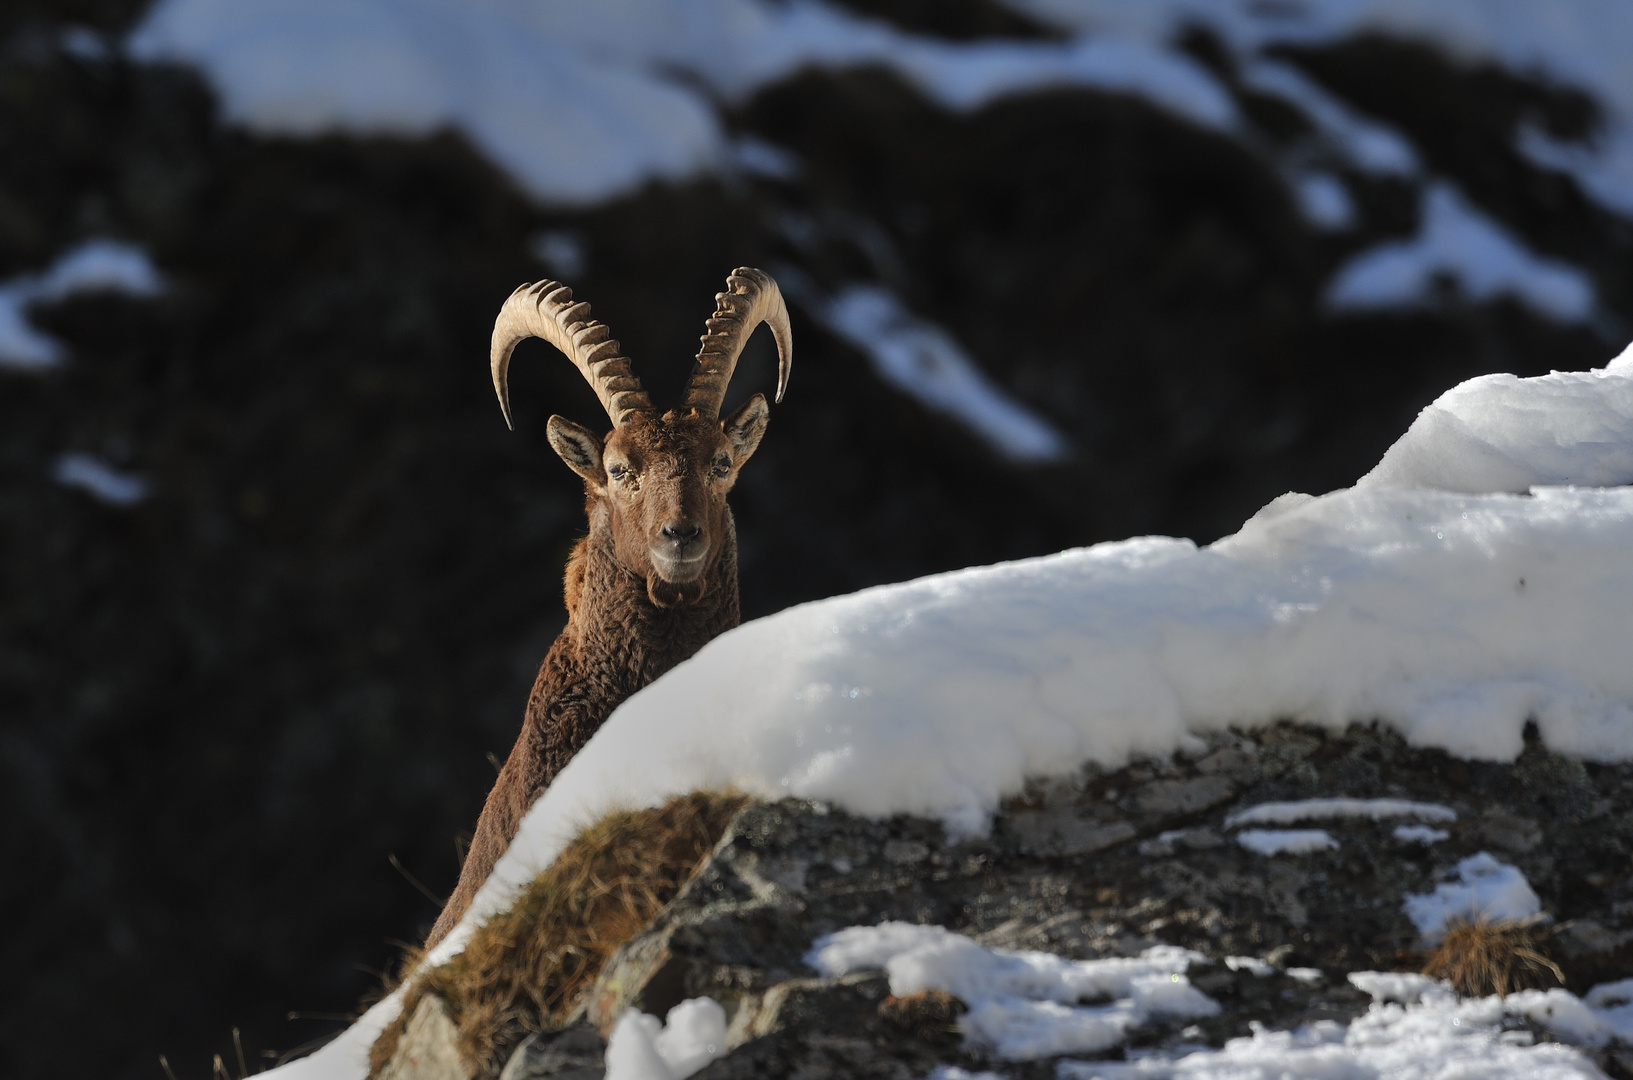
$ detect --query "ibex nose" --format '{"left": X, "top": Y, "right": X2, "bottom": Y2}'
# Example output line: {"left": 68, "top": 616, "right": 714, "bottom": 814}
{"left": 661, "top": 520, "right": 702, "bottom": 544}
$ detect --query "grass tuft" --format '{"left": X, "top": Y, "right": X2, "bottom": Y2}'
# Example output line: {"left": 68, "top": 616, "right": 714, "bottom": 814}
{"left": 878, "top": 989, "right": 968, "bottom": 1044}
{"left": 367, "top": 790, "right": 747, "bottom": 1079}
{"left": 1421, "top": 917, "right": 1565, "bottom": 998}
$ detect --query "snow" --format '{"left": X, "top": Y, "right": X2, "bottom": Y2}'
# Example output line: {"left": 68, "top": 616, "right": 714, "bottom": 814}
{"left": 129, "top": 0, "right": 1233, "bottom": 206}
{"left": 926, "top": 1069, "right": 1006, "bottom": 1080}
{"left": 1238, "top": 59, "right": 1420, "bottom": 177}
{"left": 267, "top": 347, "right": 1633, "bottom": 1080}
{"left": 1360, "top": 359, "right": 1633, "bottom": 493}
{"left": 813, "top": 284, "right": 1070, "bottom": 463}
{"left": 1327, "top": 183, "right": 1596, "bottom": 322}
{"left": 807, "top": 923, "right": 1217, "bottom": 1061}
{"left": 1235, "top": 829, "right": 1339, "bottom": 856}
{"left": 1225, "top": 798, "right": 1457, "bottom": 828}
{"left": 1290, "top": 172, "right": 1356, "bottom": 231}
{"left": 0, "top": 239, "right": 163, "bottom": 370}
{"left": 1393, "top": 824, "right": 1450, "bottom": 845}
{"left": 1401, "top": 852, "right": 1543, "bottom": 942}
{"left": 52, "top": 453, "right": 148, "bottom": 506}
{"left": 1584, "top": 979, "right": 1633, "bottom": 1044}
{"left": 604, "top": 998, "right": 728, "bottom": 1080}
{"left": 125, "top": 0, "right": 1633, "bottom": 328}
{"left": 1015, "top": 0, "right": 1633, "bottom": 219}
{"left": 528, "top": 230, "right": 585, "bottom": 281}
{"left": 1056, "top": 968, "right": 1633, "bottom": 1078}
{"left": 1224, "top": 957, "right": 1274, "bottom": 977}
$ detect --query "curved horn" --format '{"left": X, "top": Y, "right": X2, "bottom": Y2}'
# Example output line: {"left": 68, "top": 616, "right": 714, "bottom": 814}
{"left": 490, "top": 280, "right": 652, "bottom": 430}
{"left": 681, "top": 267, "right": 793, "bottom": 419}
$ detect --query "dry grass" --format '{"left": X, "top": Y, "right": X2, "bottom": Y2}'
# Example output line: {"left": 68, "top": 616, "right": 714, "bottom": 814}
{"left": 1421, "top": 917, "right": 1565, "bottom": 998}
{"left": 368, "top": 791, "right": 748, "bottom": 1079}
{"left": 878, "top": 989, "right": 968, "bottom": 1044}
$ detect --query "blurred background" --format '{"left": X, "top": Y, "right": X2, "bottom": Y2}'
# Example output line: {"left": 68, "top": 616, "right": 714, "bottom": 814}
{"left": 4, "top": 0, "right": 1632, "bottom": 1076}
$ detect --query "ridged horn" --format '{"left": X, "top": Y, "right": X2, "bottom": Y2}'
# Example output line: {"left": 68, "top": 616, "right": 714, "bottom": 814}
{"left": 681, "top": 267, "right": 792, "bottom": 418}
{"left": 490, "top": 280, "right": 652, "bottom": 430}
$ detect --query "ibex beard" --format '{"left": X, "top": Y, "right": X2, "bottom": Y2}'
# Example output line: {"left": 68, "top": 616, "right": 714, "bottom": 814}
{"left": 423, "top": 268, "right": 791, "bottom": 948}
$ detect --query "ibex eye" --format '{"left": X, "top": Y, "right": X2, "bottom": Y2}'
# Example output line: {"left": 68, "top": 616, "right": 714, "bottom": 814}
{"left": 712, "top": 458, "right": 731, "bottom": 477}
{"left": 607, "top": 464, "right": 627, "bottom": 481}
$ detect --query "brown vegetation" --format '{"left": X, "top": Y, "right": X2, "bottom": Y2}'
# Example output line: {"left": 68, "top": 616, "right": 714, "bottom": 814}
{"left": 370, "top": 790, "right": 749, "bottom": 1079}
{"left": 1421, "top": 917, "right": 1565, "bottom": 997}
{"left": 878, "top": 989, "right": 969, "bottom": 1044}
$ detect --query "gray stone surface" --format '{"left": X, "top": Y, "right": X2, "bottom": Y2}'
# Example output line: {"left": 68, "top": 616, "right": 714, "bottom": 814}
{"left": 379, "top": 995, "right": 469, "bottom": 1080}
{"left": 577, "top": 722, "right": 1633, "bottom": 1080}
{"left": 497, "top": 1022, "right": 604, "bottom": 1080}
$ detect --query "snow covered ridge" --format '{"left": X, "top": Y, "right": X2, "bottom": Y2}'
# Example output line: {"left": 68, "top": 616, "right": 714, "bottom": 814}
{"left": 456, "top": 351, "right": 1633, "bottom": 941}
{"left": 273, "top": 354, "right": 1633, "bottom": 1078}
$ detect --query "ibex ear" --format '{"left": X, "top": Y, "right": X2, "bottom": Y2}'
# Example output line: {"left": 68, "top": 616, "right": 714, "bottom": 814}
{"left": 721, "top": 393, "right": 770, "bottom": 465}
{"left": 546, "top": 415, "right": 605, "bottom": 485}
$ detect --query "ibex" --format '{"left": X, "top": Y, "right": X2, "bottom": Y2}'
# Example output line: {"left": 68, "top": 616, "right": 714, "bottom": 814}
{"left": 424, "top": 268, "right": 792, "bottom": 948}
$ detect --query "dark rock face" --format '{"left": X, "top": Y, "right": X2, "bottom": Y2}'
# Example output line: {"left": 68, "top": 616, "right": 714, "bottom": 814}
{"left": 6, "top": 3, "right": 1633, "bottom": 1076}
{"left": 549, "top": 722, "right": 1633, "bottom": 1079}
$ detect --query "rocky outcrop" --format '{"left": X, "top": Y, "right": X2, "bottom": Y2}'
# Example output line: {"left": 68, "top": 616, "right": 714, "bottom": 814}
{"left": 389, "top": 720, "right": 1633, "bottom": 1079}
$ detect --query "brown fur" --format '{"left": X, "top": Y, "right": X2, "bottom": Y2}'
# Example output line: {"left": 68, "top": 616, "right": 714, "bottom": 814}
{"left": 426, "top": 406, "right": 768, "bottom": 948}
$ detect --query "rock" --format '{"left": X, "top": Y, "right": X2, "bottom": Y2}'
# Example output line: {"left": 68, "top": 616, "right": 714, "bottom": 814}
{"left": 1127, "top": 775, "right": 1238, "bottom": 818}
{"left": 548, "top": 722, "right": 1633, "bottom": 1077}
{"left": 378, "top": 995, "right": 468, "bottom": 1080}
{"left": 497, "top": 1023, "right": 604, "bottom": 1080}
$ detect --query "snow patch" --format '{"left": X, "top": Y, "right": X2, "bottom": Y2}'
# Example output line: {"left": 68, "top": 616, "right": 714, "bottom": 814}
{"left": 1327, "top": 183, "right": 1595, "bottom": 322}
{"left": 52, "top": 453, "right": 148, "bottom": 506}
{"left": 807, "top": 923, "right": 1217, "bottom": 1060}
{"left": 1393, "top": 824, "right": 1450, "bottom": 844}
{"left": 1224, "top": 957, "right": 1274, "bottom": 977}
{"left": 1012, "top": 0, "right": 1633, "bottom": 219}
{"left": 816, "top": 284, "right": 1070, "bottom": 463}
{"left": 0, "top": 239, "right": 163, "bottom": 370}
{"left": 1401, "top": 852, "right": 1543, "bottom": 942}
{"left": 1225, "top": 798, "right": 1457, "bottom": 828}
{"left": 604, "top": 998, "right": 728, "bottom": 1080}
{"left": 1235, "top": 829, "right": 1339, "bottom": 856}
{"left": 130, "top": 0, "right": 1234, "bottom": 205}
{"left": 1059, "top": 968, "right": 1633, "bottom": 1077}
{"left": 1290, "top": 172, "right": 1356, "bottom": 230}
{"left": 1240, "top": 59, "right": 1419, "bottom": 177}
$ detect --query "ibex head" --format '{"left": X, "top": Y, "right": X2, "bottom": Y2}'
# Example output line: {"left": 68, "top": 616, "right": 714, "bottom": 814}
{"left": 490, "top": 268, "right": 792, "bottom": 608}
